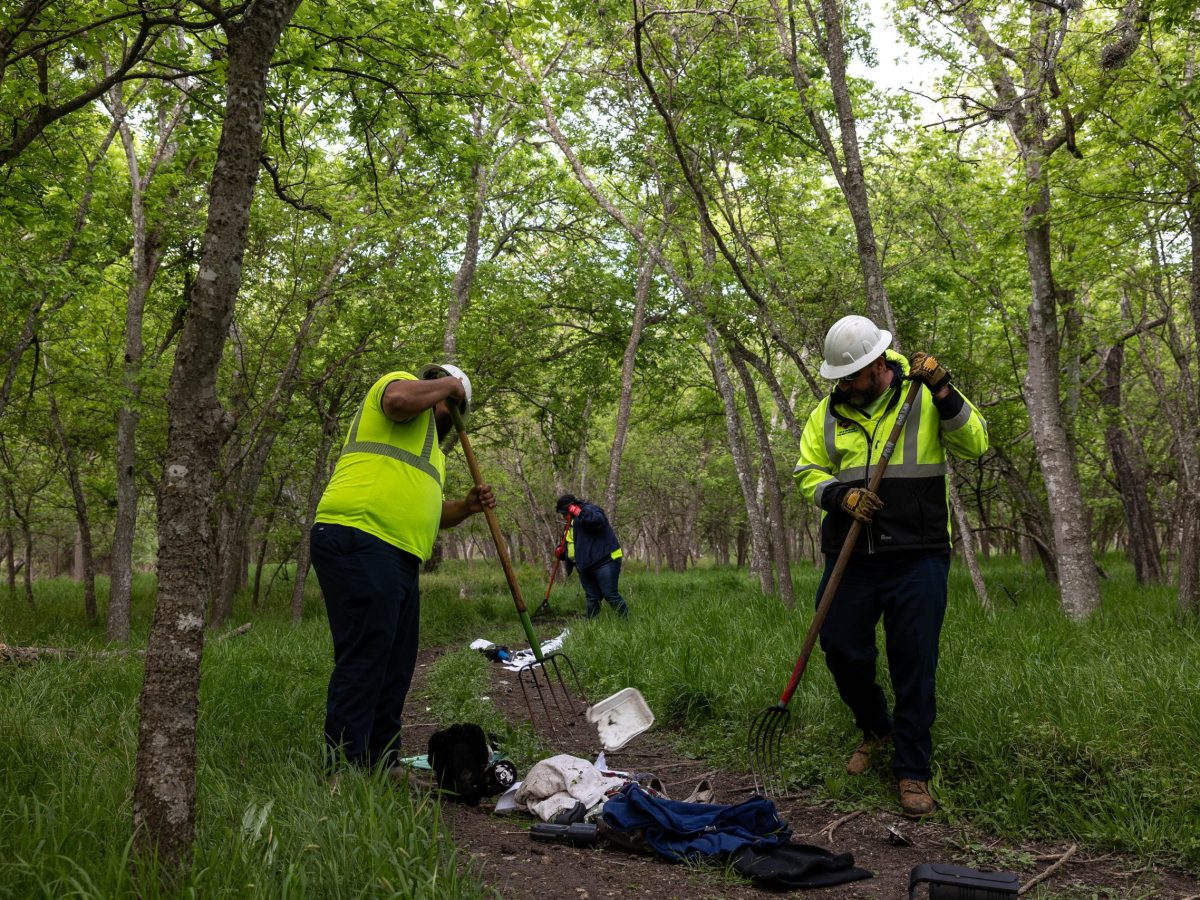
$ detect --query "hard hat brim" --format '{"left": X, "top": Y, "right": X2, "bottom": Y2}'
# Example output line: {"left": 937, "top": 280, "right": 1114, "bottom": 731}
{"left": 819, "top": 329, "right": 891, "bottom": 380}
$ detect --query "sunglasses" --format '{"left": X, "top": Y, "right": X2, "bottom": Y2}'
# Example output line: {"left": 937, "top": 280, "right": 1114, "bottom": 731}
{"left": 836, "top": 366, "right": 868, "bottom": 386}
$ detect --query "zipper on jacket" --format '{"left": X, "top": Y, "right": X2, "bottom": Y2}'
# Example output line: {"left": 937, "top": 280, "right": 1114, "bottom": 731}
{"left": 836, "top": 382, "right": 904, "bottom": 556}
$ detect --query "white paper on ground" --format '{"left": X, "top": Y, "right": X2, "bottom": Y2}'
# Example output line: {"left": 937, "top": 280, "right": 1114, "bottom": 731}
{"left": 499, "top": 629, "right": 570, "bottom": 671}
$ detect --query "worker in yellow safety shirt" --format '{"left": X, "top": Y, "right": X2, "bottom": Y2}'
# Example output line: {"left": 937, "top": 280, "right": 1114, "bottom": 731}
{"left": 310, "top": 363, "right": 495, "bottom": 773}
{"left": 793, "top": 315, "right": 988, "bottom": 818}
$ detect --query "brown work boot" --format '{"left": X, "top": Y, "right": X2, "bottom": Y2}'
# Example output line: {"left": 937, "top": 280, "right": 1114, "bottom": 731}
{"left": 898, "top": 779, "right": 936, "bottom": 818}
{"left": 846, "top": 735, "right": 891, "bottom": 776}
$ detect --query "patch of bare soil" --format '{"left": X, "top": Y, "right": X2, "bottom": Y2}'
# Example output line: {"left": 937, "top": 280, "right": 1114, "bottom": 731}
{"left": 405, "top": 644, "right": 1200, "bottom": 899}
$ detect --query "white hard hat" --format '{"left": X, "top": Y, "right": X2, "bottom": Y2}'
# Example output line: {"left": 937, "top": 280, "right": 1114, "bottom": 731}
{"left": 417, "top": 363, "right": 472, "bottom": 416}
{"left": 819, "top": 315, "right": 892, "bottom": 380}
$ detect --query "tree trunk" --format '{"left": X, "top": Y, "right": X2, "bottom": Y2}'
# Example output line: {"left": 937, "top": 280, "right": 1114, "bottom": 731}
{"left": 107, "top": 87, "right": 183, "bottom": 643}
{"left": 133, "top": 0, "right": 301, "bottom": 869}
{"left": 291, "top": 377, "right": 348, "bottom": 623}
{"left": 211, "top": 238, "right": 352, "bottom": 626}
{"left": 947, "top": 462, "right": 990, "bottom": 612}
{"left": 729, "top": 347, "right": 795, "bottom": 608}
{"left": 1022, "top": 164, "right": 1100, "bottom": 618}
{"left": 44, "top": 373, "right": 97, "bottom": 622}
{"left": 1179, "top": 185, "right": 1200, "bottom": 613}
{"left": 604, "top": 240, "right": 655, "bottom": 522}
{"left": 704, "top": 323, "right": 773, "bottom": 594}
{"left": 1100, "top": 345, "right": 1163, "bottom": 583}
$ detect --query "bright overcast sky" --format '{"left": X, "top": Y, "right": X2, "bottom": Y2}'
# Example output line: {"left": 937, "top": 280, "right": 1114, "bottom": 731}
{"left": 850, "top": 0, "right": 947, "bottom": 118}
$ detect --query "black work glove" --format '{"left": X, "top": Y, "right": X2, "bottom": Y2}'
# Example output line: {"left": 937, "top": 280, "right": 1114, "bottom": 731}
{"left": 909, "top": 352, "right": 952, "bottom": 392}
{"left": 840, "top": 487, "right": 884, "bottom": 523}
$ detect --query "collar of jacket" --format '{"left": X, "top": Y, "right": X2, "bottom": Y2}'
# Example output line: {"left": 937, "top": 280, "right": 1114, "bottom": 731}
{"left": 829, "top": 350, "right": 908, "bottom": 418}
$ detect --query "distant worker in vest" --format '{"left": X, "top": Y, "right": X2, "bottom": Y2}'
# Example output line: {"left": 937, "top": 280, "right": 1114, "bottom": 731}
{"left": 554, "top": 494, "right": 630, "bottom": 619}
{"left": 793, "top": 315, "right": 988, "bottom": 818}
{"left": 310, "top": 363, "right": 495, "bottom": 774}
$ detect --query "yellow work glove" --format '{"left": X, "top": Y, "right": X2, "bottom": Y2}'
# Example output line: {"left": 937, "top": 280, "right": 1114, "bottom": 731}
{"left": 909, "top": 352, "right": 952, "bottom": 392}
{"left": 840, "top": 487, "right": 884, "bottom": 523}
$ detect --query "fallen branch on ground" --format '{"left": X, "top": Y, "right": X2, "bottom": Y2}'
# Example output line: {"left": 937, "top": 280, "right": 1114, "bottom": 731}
{"left": 812, "top": 810, "right": 862, "bottom": 842}
{"left": 2, "top": 623, "right": 252, "bottom": 663}
{"left": 0, "top": 643, "right": 137, "bottom": 662}
{"left": 1019, "top": 843, "right": 1077, "bottom": 895}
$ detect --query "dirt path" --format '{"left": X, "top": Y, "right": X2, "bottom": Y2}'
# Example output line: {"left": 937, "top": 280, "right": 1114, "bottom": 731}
{"left": 405, "top": 646, "right": 1199, "bottom": 899}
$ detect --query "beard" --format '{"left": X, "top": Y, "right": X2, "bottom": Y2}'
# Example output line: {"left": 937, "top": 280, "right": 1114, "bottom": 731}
{"left": 846, "top": 367, "right": 887, "bottom": 408}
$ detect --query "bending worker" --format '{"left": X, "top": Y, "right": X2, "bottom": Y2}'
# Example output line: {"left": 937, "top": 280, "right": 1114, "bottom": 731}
{"left": 554, "top": 494, "right": 629, "bottom": 619}
{"left": 310, "top": 363, "right": 495, "bottom": 773}
{"left": 793, "top": 315, "right": 988, "bottom": 817}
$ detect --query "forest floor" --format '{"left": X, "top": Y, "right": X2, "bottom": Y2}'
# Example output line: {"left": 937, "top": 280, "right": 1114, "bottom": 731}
{"left": 405, "top": 643, "right": 1200, "bottom": 900}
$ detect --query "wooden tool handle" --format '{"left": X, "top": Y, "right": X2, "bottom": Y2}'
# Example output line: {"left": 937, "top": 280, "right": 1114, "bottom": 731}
{"left": 778, "top": 377, "right": 924, "bottom": 706}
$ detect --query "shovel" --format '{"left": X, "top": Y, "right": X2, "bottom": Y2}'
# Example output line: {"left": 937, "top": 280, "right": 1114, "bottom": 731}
{"left": 748, "top": 378, "right": 923, "bottom": 794}
{"left": 448, "top": 403, "right": 586, "bottom": 734}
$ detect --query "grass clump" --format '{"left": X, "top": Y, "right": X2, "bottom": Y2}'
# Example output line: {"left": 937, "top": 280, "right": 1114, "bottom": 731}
{"left": 0, "top": 573, "right": 495, "bottom": 899}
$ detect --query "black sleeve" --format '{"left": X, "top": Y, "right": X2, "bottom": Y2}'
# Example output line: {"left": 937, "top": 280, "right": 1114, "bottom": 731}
{"left": 821, "top": 482, "right": 849, "bottom": 514}
{"left": 932, "top": 385, "right": 966, "bottom": 420}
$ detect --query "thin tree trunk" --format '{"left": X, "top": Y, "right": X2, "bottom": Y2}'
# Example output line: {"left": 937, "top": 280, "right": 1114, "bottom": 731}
{"left": 106, "top": 88, "right": 182, "bottom": 643}
{"left": 729, "top": 347, "right": 795, "bottom": 608}
{"left": 604, "top": 240, "right": 656, "bottom": 522}
{"left": 948, "top": 462, "right": 990, "bottom": 612}
{"left": 291, "top": 378, "right": 347, "bottom": 623}
{"left": 134, "top": 0, "right": 301, "bottom": 869}
{"left": 44, "top": 365, "right": 97, "bottom": 622}
{"left": 1100, "top": 344, "right": 1163, "bottom": 583}
{"left": 1023, "top": 168, "right": 1100, "bottom": 618}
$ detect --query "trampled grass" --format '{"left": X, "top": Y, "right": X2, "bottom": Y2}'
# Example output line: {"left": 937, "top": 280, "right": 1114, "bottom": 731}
{"left": 1, "top": 553, "right": 1198, "bottom": 897}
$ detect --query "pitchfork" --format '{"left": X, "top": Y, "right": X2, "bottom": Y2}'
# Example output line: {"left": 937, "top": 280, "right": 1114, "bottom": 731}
{"left": 449, "top": 403, "right": 586, "bottom": 734}
{"left": 748, "top": 378, "right": 923, "bottom": 794}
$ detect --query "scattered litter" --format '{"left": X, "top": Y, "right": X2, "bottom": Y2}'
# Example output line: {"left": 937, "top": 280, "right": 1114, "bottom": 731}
{"left": 470, "top": 631, "right": 571, "bottom": 672}
{"left": 586, "top": 687, "right": 655, "bottom": 750}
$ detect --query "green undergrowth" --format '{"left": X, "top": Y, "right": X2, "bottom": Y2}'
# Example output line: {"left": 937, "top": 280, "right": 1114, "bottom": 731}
{"left": 563, "top": 557, "right": 1200, "bottom": 873}
{"left": 2, "top": 554, "right": 1198, "bottom": 896}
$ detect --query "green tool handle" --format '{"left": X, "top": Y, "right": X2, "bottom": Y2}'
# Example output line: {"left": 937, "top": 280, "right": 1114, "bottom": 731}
{"left": 449, "top": 403, "right": 544, "bottom": 661}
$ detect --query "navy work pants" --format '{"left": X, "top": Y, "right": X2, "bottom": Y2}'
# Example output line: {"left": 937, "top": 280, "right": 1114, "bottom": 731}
{"left": 310, "top": 522, "right": 421, "bottom": 770}
{"left": 815, "top": 552, "right": 949, "bottom": 781}
{"left": 579, "top": 558, "right": 629, "bottom": 619}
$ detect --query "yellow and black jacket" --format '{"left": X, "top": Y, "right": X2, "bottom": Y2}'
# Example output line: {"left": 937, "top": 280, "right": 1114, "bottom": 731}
{"left": 794, "top": 350, "right": 988, "bottom": 556}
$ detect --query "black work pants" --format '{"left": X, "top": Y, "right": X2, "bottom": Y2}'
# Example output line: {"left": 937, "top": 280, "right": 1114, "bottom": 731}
{"left": 815, "top": 551, "right": 949, "bottom": 781}
{"left": 310, "top": 522, "right": 421, "bottom": 770}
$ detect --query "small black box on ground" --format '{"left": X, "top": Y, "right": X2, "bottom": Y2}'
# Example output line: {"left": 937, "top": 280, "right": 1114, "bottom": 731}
{"left": 908, "top": 863, "right": 1020, "bottom": 899}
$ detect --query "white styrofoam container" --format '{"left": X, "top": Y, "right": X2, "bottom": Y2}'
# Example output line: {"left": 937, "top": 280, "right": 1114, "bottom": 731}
{"left": 586, "top": 687, "right": 655, "bottom": 750}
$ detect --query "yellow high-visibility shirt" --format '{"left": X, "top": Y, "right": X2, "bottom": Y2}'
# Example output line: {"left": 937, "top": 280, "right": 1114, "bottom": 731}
{"left": 315, "top": 372, "right": 446, "bottom": 561}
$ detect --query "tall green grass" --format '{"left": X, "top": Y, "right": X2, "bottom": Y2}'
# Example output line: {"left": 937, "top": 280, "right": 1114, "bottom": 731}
{"left": 564, "top": 557, "right": 1200, "bottom": 871}
{"left": 0, "top": 572, "right": 502, "bottom": 899}
{"left": 3, "top": 555, "right": 1198, "bottom": 896}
